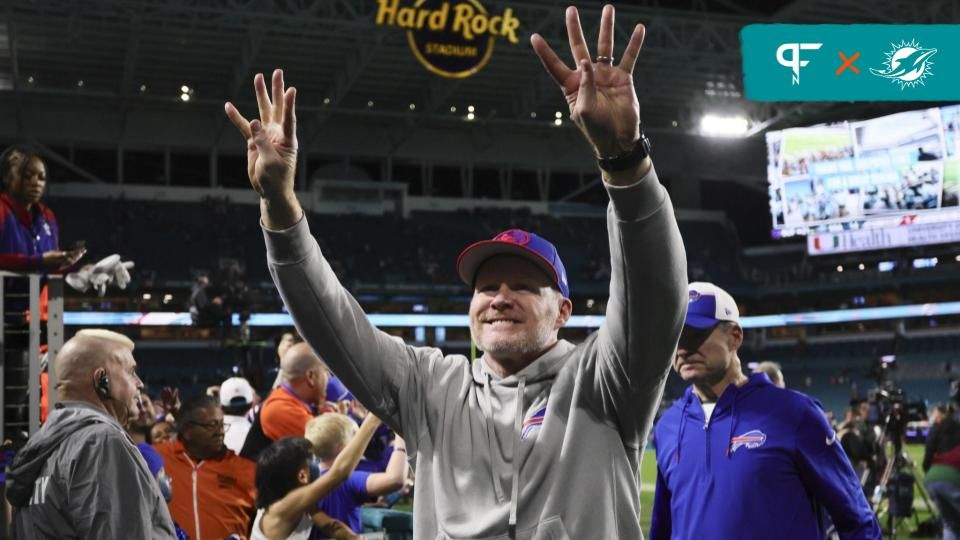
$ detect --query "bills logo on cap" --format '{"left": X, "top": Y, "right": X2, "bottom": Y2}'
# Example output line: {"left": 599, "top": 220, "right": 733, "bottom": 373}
{"left": 495, "top": 229, "right": 531, "bottom": 246}
{"left": 688, "top": 290, "right": 701, "bottom": 303}
{"left": 730, "top": 430, "right": 767, "bottom": 453}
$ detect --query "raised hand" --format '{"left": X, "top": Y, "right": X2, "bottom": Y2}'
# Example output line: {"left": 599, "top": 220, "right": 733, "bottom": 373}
{"left": 224, "top": 69, "right": 302, "bottom": 228}
{"left": 531, "top": 5, "right": 645, "bottom": 158}
{"left": 159, "top": 386, "right": 181, "bottom": 415}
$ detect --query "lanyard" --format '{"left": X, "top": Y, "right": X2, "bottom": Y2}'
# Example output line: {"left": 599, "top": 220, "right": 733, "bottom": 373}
{"left": 280, "top": 383, "right": 317, "bottom": 416}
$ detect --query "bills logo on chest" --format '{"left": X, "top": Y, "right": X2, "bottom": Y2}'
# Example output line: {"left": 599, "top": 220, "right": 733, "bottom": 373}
{"left": 730, "top": 430, "right": 767, "bottom": 454}
{"left": 522, "top": 405, "right": 546, "bottom": 440}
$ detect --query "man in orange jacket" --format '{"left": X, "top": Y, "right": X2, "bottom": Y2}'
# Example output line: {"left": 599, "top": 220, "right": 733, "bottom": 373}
{"left": 154, "top": 394, "right": 256, "bottom": 540}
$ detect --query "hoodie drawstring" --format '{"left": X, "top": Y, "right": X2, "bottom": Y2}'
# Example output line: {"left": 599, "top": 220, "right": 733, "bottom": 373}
{"left": 675, "top": 396, "right": 690, "bottom": 464}
{"left": 726, "top": 392, "right": 739, "bottom": 458}
{"left": 483, "top": 374, "right": 506, "bottom": 504}
{"left": 508, "top": 376, "right": 526, "bottom": 536}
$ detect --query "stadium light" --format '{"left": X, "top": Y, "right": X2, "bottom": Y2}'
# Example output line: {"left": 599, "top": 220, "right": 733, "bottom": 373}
{"left": 700, "top": 114, "right": 749, "bottom": 137}
{"left": 836, "top": 265, "right": 843, "bottom": 272}
{"left": 913, "top": 257, "right": 938, "bottom": 269}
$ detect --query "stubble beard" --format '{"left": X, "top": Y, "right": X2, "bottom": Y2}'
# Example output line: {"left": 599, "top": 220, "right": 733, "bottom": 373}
{"left": 471, "top": 319, "right": 555, "bottom": 360}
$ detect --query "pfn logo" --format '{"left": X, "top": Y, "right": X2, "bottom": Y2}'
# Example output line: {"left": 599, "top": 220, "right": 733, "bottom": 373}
{"left": 776, "top": 42, "right": 823, "bottom": 85}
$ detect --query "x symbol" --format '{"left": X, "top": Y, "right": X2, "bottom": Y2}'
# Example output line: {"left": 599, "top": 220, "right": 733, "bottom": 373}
{"left": 836, "top": 51, "right": 860, "bottom": 75}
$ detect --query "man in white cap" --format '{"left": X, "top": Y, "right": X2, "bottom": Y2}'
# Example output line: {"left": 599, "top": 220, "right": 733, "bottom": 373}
{"left": 220, "top": 376, "right": 255, "bottom": 453}
{"left": 650, "top": 282, "right": 880, "bottom": 540}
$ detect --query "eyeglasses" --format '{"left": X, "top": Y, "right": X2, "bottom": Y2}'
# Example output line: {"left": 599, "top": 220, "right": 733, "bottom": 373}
{"left": 186, "top": 420, "right": 230, "bottom": 432}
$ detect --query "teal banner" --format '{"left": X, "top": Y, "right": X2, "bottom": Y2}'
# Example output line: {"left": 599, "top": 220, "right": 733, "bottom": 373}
{"left": 741, "top": 25, "right": 960, "bottom": 101}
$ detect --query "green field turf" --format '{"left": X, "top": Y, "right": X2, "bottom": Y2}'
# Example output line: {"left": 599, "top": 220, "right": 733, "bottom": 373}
{"left": 782, "top": 130, "right": 851, "bottom": 159}
{"left": 945, "top": 158, "right": 959, "bottom": 191}
{"left": 639, "top": 444, "right": 937, "bottom": 539}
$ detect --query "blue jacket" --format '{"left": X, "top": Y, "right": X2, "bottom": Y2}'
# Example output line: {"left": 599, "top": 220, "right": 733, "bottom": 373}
{"left": 0, "top": 193, "right": 59, "bottom": 271}
{"left": 651, "top": 373, "right": 880, "bottom": 540}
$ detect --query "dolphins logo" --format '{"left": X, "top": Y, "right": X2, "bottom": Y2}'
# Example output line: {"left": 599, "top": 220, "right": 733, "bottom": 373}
{"left": 870, "top": 39, "right": 937, "bottom": 89}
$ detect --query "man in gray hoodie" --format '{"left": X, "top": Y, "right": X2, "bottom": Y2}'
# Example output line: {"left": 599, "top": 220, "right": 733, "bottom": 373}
{"left": 224, "top": 4, "right": 686, "bottom": 538}
{"left": 5, "top": 329, "right": 176, "bottom": 539}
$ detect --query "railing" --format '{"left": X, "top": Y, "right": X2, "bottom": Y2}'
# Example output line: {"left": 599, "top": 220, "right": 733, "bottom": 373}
{"left": 0, "top": 272, "right": 64, "bottom": 440}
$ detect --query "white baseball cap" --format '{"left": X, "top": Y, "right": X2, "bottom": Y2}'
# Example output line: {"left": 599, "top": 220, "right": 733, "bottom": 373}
{"left": 685, "top": 282, "right": 740, "bottom": 329}
{"left": 220, "top": 377, "right": 255, "bottom": 407}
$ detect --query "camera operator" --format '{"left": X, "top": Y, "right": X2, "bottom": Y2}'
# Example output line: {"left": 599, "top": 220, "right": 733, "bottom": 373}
{"left": 837, "top": 399, "right": 875, "bottom": 487}
{"left": 924, "top": 390, "right": 960, "bottom": 540}
{"left": 189, "top": 264, "right": 252, "bottom": 330}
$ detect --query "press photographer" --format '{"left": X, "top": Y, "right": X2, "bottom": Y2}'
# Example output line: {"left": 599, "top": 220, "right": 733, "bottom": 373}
{"left": 923, "top": 382, "right": 960, "bottom": 539}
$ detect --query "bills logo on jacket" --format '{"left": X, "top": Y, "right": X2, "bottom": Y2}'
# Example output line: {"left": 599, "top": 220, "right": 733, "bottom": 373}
{"left": 730, "top": 430, "right": 767, "bottom": 453}
{"left": 522, "top": 405, "right": 546, "bottom": 440}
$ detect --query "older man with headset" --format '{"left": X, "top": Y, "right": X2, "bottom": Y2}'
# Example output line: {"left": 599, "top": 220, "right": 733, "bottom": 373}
{"left": 5, "top": 329, "right": 176, "bottom": 539}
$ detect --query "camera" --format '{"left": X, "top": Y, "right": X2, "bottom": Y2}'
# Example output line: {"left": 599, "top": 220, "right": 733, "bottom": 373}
{"left": 865, "top": 386, "right": 928, "bottom": 428}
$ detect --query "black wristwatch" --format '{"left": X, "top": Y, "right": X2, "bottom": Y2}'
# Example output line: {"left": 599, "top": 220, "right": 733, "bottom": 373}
{"left": 597, "top": 130, "right": 651, "bottom": 172}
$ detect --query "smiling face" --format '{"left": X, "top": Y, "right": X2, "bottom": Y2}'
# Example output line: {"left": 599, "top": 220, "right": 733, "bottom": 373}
{"left": 673, "top": 323, "right": 742, "bottom": 387}
{"left": 468, "top": 255, "right": 572, "bottom": 371}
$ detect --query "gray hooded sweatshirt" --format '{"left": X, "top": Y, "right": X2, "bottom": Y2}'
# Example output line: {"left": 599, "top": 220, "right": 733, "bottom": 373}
{"left": 263, "top": 166, "right": 687, "bottom": 539}
{"left": 5, "top": 401, "right": 176, "bottom": 539}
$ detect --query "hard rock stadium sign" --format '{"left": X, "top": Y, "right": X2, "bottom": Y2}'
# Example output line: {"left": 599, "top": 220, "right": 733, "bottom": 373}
{"left": 375, "top": 0, "right": 521, "bottom": 78}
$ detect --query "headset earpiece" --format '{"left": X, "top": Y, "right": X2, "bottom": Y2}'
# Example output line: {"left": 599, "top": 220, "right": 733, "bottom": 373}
{"left": 96, "top": 372, "right": 112, "bottom": 399}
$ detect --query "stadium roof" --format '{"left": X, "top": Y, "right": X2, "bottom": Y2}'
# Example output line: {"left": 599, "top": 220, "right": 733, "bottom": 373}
{"left": 3, "top": 0, "right": 953, "bottom": 141}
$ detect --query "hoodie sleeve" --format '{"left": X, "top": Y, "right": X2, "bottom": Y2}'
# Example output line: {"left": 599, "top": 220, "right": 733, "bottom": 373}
{"left": 650, "top": 461, "right": 673, "bottom": 540}
{"left": 263, "top": 217, "right": 438, "bottom": 451}
{"left": 580, "top": 165, "right": 688, "bottom": 446}
{"left": 793, "top": 401, "right": 881, "bottom": 540}
{"left": 68, "top": 429, "right": 176, "bottom": 539}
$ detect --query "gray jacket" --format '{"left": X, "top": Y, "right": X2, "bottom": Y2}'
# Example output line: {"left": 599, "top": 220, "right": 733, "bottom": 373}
{"left": 6, "top": 401, "right": 176, "bottom": 539}
{"left": 264, "top": 167, "right": 687, "bottom": 539}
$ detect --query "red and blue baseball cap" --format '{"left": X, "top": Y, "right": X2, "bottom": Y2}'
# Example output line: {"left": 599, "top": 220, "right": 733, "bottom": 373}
{"left": 457, "top": 229, "right": 570, "bottom": 298}
{"left": 685, "top": 282, "right": 740, "bottom": 329}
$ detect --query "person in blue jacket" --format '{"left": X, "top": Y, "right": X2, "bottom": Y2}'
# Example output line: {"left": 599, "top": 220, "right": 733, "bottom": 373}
{"left": 650, "top": 282, "right": 881, "bottom": 540}
{"left": 0, "top": 145, "right": 84, "bottom": 272}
